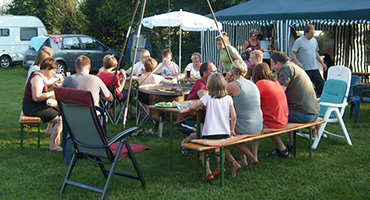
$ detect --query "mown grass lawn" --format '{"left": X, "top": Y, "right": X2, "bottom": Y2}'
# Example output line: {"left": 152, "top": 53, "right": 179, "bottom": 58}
{"left": 0, "top": 66, "right": 369, "bottom": 200}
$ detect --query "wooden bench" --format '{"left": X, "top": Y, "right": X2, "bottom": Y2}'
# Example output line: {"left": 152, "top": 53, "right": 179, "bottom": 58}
{"left": 181, "top": 118, "right": 325, "bottom": 187}
{"left": 18, "top": 111, "right": 42, "bottom": 150}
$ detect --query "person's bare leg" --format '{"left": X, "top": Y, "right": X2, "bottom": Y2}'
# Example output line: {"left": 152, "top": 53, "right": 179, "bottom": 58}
{"left": 237, "top": 150, "right": 247, "bottom": 167}
{"left": 182, "top": 132, "right": 196, "bottom": 144}
{"left": 251, "top": 140, "right": 259, "bottom": 159}
{"left": 44, "top": 123, "right": 53, "bottom": 135}
{"left": 235, "top": 143, "right": 258, "bottom": 168}
{"left": 48, "top": 116, "right": 63, "bottom": 151}
{"left": 225, "top": 149, "right": 241, "bottom": 177}
{"left": 271, "top": 135, "right": 287, "bottom": 151}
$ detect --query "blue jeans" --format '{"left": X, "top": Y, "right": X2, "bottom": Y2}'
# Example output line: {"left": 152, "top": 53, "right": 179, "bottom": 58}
{"left": 288, "top": 110, "right": 318, "bottom": 123}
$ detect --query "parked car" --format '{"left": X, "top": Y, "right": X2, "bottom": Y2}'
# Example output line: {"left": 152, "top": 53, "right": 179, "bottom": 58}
{"left": 23, "top": 34, "right": 123, "bottom": 73}
{"left": 1, "top": 15, "right": 47, "bottom": 68}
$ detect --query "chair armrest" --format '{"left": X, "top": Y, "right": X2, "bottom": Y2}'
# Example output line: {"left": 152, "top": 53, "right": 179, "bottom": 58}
{"left": 108, "top": 126, "right": 138, "bottom": 146}
{"left": 319, "top": 101, "right": 348, "bottom": 107}
{"left": 354, "top": 86, "right": 370, "bottom": 96}
{"left": 360, "top": 90, "right": 370, "bottom": 100}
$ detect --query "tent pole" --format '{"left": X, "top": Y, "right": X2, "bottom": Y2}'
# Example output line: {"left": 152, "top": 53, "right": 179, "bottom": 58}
{"left": 206, "top": 0, "right": 232, "bottom": 71}
{"left": 123, "top": 0, "right": 147, "bottom": 128}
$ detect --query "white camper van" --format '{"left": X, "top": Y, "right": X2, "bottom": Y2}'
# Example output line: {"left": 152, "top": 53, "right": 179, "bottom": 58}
{"left": 0, "top": 15, "right": 47, "bottom": 68}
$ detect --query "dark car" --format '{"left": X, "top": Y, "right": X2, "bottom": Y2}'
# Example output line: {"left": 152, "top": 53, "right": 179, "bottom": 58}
{"left": 23, "top": 34, "right": 123, "bottom": 73}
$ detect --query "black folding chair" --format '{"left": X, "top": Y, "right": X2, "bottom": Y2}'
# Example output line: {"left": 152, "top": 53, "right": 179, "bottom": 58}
{"left": 55, "top": 87, "right": 150, "bottom": 200}
{"left": 100, "top": 85, "right": 126, "bottom": 125}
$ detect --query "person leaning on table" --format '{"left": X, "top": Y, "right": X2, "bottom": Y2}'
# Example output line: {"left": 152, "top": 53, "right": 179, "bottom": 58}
{"left": 22, "top": 57, "right": 63, "bottom": 152}
{"left": 270, "top": 51, "right": 320, "bottom": 151}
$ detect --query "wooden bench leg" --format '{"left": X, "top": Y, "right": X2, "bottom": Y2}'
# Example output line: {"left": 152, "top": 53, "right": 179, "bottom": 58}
{"left": 293, "top": 131, "right": 297, "bottom": 157}
{"left": 20, "top": 124, "right": 24, "bottom": 150}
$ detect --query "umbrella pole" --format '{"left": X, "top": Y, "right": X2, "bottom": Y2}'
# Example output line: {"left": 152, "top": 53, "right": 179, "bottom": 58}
{"left": 206, "top": 0, "right": 232, "bottom": 71}
{"left": 123, "top": 0, "right": 148, "bottom": 128}
{"left": 179, "top": 28, "right": 182, "bottom": 72}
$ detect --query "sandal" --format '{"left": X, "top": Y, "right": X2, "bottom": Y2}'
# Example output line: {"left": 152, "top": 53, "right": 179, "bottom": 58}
{"left": 266, "top": 148, "right": 279, "bottom": 157}
{"left": 212, "top": 168, "right": 226, "bottom": 177}
{"left": 202, "top": 174, "right": 214, "bottom": 181}
{"left": 287, "top": 145, "right": 293, "bottom": 152}
{"left": 49, "top": 146, "right": 63, "bottom": 152}
{"left": 266, "top": 148, "right": 289, "bottom": 158}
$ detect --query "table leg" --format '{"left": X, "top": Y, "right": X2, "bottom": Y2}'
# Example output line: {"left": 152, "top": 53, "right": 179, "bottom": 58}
{"left": 309, "top": 127, "right": 312, "bottom": 159}
{"left": 293, "top": 131, "right": 297, "bottom": 157}
{"left": 196, "top": 111, "right": 201, "bottom": 176}
{"left": 158, "top": 116, "right": 164, "bottom": 138}
{"left": 170, "top": 112, "right": 173, "bottom": 170}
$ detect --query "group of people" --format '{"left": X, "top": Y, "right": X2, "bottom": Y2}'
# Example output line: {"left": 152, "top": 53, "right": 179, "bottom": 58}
{"left": 21, "top": 24, "right": 326, "bottom": 180}
{"left": 177, "top": 25, "right": 326, "bottom": 179}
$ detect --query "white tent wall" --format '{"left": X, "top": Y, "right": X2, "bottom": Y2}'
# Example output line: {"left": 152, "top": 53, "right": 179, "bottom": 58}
{"left": 202, "top": 19, "right": 369, "bottom": 73}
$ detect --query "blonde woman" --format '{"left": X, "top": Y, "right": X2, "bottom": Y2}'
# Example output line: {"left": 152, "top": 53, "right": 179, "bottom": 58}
{"left": 216, "top": 32, "right": 242, "bottom": 73}
{"left": 183, "top": 52, "right": 202, "bottom": 78}
{"left": 226, "top": 60, "right": 262, "bottom": 167}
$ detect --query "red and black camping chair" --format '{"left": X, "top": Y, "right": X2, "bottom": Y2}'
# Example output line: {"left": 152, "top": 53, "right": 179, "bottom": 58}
{"left": 55, "top": 87, "right": 150, "bottom": 200}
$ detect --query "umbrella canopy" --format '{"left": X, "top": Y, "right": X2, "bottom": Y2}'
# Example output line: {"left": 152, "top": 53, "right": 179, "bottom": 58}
{"left": 142, "top": 9, "right": 222, "bottom": 31}
{"left": 142, "top": 9, "right": 222, "bottom": 70}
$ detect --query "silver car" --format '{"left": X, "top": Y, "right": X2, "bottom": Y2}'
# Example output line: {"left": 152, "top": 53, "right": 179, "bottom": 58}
{"left": 23, "top": 34, "right": 123, "bottom": 73}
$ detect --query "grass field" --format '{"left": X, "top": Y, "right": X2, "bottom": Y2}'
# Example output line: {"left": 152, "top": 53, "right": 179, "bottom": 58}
{"left": 0, "top": 66, "right": 369, "bottom": 200}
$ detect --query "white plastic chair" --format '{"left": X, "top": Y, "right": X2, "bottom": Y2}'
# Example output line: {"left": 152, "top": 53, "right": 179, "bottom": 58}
{"left": 312, "top": 66, "right": 352, "bottom": 149}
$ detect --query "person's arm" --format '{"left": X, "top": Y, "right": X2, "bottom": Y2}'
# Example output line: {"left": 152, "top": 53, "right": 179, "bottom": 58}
{"left": 218, "top": 60, "right": 222, "bottom": 72}
{"left": 229, "top": 104, "right": 236, "bottom": 136}
{"left": 189, "top": 99, "right": 203, "bottom": 110}
{"left": 160, "top": 78, "right": 175, "bottom": 84}
{"left": 31, "top": 76, "right": 54, "bottom": 102}
{"left": 166, "top": 62, "right": 179, "bottom": 76}
{"left": 117, "top": 70, "right": 126, "bottom": 92}
{"left": 280, "top": 85, "right": 287, "bottom": 92}
{"left": 154, "top": 62, "right": 164, "bottom": 74}
{"left": 231, "top": 51, "right": 242, "bottom": 61}
{"left": 226, "top": 82, "right": 240, "bottom": 97}
{"left": 291, "top": 51, "right": 303, "bottom": 68}
{"left": 316, "top": 52, "right": 327, "bottom": 71}
{"left": 102, "top": 93, "right": 113, "bottom": 102}
{"left": 241, "top": 40, "right": 250, "bottom": 54}
{"left": 196, "top": 89, "right": 208, "bottom": 99}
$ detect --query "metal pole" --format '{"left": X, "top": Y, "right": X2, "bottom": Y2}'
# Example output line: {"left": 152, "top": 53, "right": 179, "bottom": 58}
{"left": 206, "top": 0, "right": 232, "bottom": 71}
{"left": 123, "top": 0, "right": 147, "bottom": 128}
{"left": 117, "top": 0, "right": 141, "bottom": 69}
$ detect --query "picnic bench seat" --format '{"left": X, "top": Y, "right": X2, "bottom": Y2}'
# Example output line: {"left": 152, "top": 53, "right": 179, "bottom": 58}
{"left": 181, "top": 118, "right": 325, "bottom": 187}
{"left": 18, "top": 111, "right": 42, "bottom": 150}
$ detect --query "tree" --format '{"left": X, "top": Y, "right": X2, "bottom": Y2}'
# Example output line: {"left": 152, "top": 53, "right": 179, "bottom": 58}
{"left": 6, "top": 0, "right": 83, "bottom": 34}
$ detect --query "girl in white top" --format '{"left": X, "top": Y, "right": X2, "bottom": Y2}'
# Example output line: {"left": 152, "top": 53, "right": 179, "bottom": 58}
{"left": 183, "top": 52, "right": 202, "bottom": 78}
{"left": 188, "top": 73, "right": 241, "bottom": 178}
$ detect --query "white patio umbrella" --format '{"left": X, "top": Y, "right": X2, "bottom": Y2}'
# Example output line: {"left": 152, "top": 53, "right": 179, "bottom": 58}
{"left": 142, "top": 9, "right": 222, "bottom": 70}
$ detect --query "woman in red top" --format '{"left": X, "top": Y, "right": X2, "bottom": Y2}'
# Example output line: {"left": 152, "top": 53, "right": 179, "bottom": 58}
{"left": 252, "top": 63, "right": 289, "bottom": 158}
{"left": 97, "top": 55, "right": 127, "bottom": 101}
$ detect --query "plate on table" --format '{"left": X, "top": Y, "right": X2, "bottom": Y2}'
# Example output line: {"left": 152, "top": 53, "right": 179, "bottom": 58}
{"left": 155, "top": 102, "right": 178, "bottom": 108}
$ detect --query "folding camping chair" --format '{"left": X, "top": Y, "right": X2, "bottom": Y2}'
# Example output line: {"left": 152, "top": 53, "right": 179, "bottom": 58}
{"left": 312, "top": 66, "right": 352, "bottom": 149}
{"left": 133, "top": 83, "right": 151, "bottom": 127}
{"left": 55, "top": 87, "right": 149, "bottom": 200}
{"left": 100, "top": 86, "right": 126, "bottom": 125}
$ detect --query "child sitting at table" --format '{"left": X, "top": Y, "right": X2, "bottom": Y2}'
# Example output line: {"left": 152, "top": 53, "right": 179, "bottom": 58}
{"left": 183, "top": 73, "right": 241, "bottom": 179}
{"left": 154, "top": 49, "right": 179, "bottom": 81}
